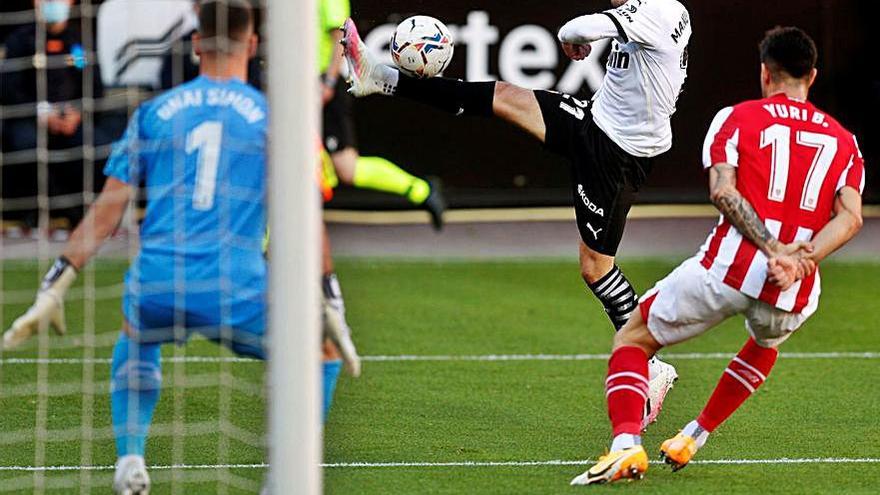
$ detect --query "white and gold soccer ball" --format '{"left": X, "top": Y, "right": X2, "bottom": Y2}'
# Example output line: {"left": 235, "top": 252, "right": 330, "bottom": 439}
{"left": 390, "top": 15, "right": 454, "bottom": 78}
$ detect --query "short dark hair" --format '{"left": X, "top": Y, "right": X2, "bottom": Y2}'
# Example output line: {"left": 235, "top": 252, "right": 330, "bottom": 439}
{"left": 198, "top": 0, "right": 254, "bottom": 48}
{"left": 759, "top": 26, "right": 818, "bottom": 80}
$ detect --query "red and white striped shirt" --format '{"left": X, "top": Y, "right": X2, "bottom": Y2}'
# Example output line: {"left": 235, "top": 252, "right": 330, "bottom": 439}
{"left": 698, "top": 93, "right": 866, "bottom": 314}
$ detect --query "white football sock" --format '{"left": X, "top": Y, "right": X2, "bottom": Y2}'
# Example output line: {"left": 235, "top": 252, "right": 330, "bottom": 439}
{"left": 609, "top": 433, "right": 641, "bottom": 452}
{"left": 383, "top": 67, "right": 400, "bottom": 92}
{"left": 116, "top": 454, "right": 144, "bottom": 465}
{"left": 682, "top": 420, "right": 710, "bottom": 448}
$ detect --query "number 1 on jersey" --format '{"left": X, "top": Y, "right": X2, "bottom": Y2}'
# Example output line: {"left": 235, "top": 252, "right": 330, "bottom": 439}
{"left": 760, "top": 124, "right": 837, "bottom": 212}
{"left": 186, "top": 121, "right": 223, "bottom": 211}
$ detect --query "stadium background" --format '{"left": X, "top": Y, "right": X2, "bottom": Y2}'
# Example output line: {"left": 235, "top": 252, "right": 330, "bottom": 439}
{"left": 344, "top": 0, "right": 878, "bottom": 207}
{"left": 1, "top": 0, "right": 877, "bottom": 211}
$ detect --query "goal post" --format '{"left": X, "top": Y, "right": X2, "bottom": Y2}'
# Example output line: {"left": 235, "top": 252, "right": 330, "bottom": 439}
{"left": 266, "top": 0, "right": 322, "bottom": 493}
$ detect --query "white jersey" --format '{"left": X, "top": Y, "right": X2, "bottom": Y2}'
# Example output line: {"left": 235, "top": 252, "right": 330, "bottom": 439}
{"left": 591, "top": 0, "right": 691, "bottom": 158}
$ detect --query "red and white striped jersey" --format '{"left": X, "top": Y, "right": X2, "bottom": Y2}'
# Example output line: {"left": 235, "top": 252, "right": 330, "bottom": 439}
{"left": 698, "top": 93, "right": 866, "bottom": 314}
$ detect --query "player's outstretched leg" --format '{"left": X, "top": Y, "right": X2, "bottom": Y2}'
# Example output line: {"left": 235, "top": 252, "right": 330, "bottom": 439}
{"left": 345, "top": 15, "right": 678, "bottom": 427}
{"left": 342, "top": 19, "right": 546, "bottom": 142}
{"left": 660, "top": 337, "right": 778, "bottom": 471}
{"left": 110, "top": 333, "right": 161, "bottom": 494}
{"left": 580, "top": 244, "right": 678, "bottom": 430}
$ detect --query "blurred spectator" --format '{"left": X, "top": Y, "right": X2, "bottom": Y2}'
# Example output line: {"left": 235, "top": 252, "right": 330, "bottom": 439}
{"left": 159, "top": 1, "right": 263, "bottom": 89}
{"left": 1, "top": 0, "right": 115, "bottom": 229}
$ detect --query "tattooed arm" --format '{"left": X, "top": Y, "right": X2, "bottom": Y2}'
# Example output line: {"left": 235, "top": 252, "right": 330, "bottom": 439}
{"left": 709, "top": 164, "right": 784, "bottom": 256}
{"left": 709, "top": 163, "right": 813, "bottom": 289}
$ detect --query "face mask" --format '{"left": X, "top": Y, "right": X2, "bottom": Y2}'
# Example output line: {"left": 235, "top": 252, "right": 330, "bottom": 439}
{"left": 41, "top": 1, "right": 71, "bottom": 24}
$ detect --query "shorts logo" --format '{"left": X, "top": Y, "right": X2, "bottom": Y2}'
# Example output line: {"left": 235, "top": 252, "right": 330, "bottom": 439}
{"left": 586, "top": 222, "right": 603, "bottom": 240}
{"left": 577, "top": 185, "right": 605, "bottom": 217}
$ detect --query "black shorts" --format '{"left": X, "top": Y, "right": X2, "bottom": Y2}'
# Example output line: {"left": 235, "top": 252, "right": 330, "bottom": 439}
{"left": 322, "top": 80, "right": 357, "bottom": 153}
{"left": 534, "top": 90, "right": 654, "bottom": 256}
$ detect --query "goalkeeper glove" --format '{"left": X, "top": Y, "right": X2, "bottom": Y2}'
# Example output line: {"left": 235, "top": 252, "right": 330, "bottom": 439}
{"left": 3, "top": 257, "right": 78, "bottom": 350}
{"left": 322, "top": 273, "right": 361, "bottom": 377}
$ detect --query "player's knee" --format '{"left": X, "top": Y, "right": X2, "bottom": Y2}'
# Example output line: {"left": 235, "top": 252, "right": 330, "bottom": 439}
{"left": 492, "top": 82, "right": 514, "bottom": 108}
{"left": 111, "top": 358, "right": 162, "bottom": 393}
{"left": 580, "top": 263, "right": 601, "bottom": 284}
{"left": 612, "top": 325, "right": 632, "bottom": 348}
{"left": 579, "top": 251, "right": 614, "bottom": 284}
{"left": 613, "top": 319, "right": 661, "bottom": 356}
{"left": 331, "top": 149, "right": 358, "bottom": 184}
{"left": 111, "top": 335, "right": 162, "bottom": 392}
{"left": 492, "top": 82, "right": 525, "bottom": 117}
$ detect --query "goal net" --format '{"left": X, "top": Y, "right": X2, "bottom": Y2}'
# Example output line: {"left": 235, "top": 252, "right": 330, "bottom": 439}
{"left": 0, "top": 0, "right": 320, "bottom": 492}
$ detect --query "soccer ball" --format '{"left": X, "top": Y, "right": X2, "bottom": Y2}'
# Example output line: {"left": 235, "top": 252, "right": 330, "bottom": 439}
{"left": 390, "top": 15, "right": 454, "bottom": 78}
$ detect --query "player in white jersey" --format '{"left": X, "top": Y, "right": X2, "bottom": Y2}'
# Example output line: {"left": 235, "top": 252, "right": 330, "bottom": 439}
{"left": 341, "top": 0, "right": 691, "bottom": 426}
{"left": 560, "top": 0, "right": 690, "bottom": 157}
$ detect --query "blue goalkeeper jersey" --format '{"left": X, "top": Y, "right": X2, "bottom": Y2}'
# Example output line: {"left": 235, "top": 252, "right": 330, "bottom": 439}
{"left": 104, "top": 76, "right": 267, "bottom": 323}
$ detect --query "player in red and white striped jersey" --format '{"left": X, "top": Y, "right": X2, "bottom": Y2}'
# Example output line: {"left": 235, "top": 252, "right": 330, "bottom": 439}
{"left": 572, "top": 27, "right": 865, "bottom": 485}
{"left": 698, "top": 84, "right": 865, "bottom": 315}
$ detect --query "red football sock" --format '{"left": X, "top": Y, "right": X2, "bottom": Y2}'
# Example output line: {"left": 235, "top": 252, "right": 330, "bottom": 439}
{"left": 697, "top": 338, "right": 778, "bottom": 432}
{"left": 606, "top": 346, "right": 649, "bottom": 436}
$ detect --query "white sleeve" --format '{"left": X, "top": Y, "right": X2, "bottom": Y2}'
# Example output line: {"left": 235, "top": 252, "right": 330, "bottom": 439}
{"left": 702, "top": 107, "right": 739, "bottom": 169}
{"left": 603, "top": 0, "right": 669, "bottom": 48}
{"left": 557, "top": 14, "right": 619, "bottom": 44}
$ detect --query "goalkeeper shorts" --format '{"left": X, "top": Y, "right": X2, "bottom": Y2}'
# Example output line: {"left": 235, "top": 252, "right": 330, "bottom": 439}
{"left": 122, "top": 287, "right": 266, "bottom": 359}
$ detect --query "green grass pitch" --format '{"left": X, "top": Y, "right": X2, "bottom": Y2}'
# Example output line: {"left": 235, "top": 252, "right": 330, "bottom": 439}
{"left": 1, "top": 258, "right": 878, "bottom": 493}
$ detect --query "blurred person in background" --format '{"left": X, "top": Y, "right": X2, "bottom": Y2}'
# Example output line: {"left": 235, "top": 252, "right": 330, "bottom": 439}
{"left": 318, "top": 0, "right": 447, "bottom": 230}
{"left": 0, "top": 0, "right": 114, "bottom": 232}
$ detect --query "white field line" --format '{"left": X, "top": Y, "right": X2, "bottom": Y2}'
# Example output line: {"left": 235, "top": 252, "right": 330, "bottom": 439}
{"left": 0, "top": 356, "right": 258, "bottom": 365}
{"left": 361, "top": 352, "right": 880, "bottom": 362}
{"left": 322, "top": 458, "right": 880, "bottom": 468}
{"left": 1, "top": 351, "right": 879, "bottom": 366}
{"left": 2, "top": 458, "right": 879, "bottom": 472}
{"left": 0, "top": 463, "right": 268, "bottom": 472}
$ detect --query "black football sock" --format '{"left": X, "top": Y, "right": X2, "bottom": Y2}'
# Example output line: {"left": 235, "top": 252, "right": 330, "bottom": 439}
{"left": 588, "top": 265, "right": 639, "bottom": 331}
{"left": 396, "top": 76, "right": 496, "bottom": 117}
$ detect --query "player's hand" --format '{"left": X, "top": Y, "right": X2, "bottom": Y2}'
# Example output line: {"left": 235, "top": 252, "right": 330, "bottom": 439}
{"left": 60, "top": 105, "right": 82, "bottom": 136}
{"left": 775, "top": 240, "right": 814, "bottom": 257}
{"left": 46, "top": 112, "right": 66, "bottom": 135}
{"left": 767, "top": 256, "right": 799, "bottom": 290}
{"left": 320, "top": 74, "right": 337, "bottom": 105}
{"left": 320, "top": 83, "right": 335, "bottom": 105}
{"left": 775, "top": 240, "right": 817, "bottom": 279}
{"left": 3, "top": 257, "right": 78, "bottom": 350}
{"left": 561, "top": 42, "right": 592, "bottom": 61}
{"left": 767, "top": 241, "right": 815, "bottom": 290}
{"left": 322, "top": 296, "right": 361, "bottom": 377}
